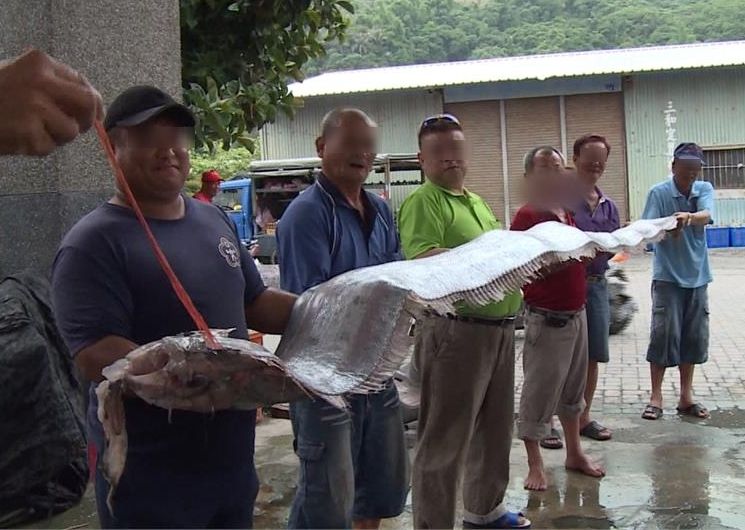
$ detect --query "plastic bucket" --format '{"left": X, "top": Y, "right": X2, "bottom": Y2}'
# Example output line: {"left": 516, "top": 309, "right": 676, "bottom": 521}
{"left": 706, "top": 227, "right": 730, "bottom": 248}
{"left": 730, "top": 227, "right": 745, "bottom": 247}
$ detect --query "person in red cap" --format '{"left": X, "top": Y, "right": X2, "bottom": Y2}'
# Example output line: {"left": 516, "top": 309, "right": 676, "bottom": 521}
{"left": 194, "top": 169, "right": 222, "bottom": 203}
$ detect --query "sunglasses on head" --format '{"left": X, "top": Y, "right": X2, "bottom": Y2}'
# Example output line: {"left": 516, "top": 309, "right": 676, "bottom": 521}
{"left": 419, "top": 113, "right": 461, "bottom": 132}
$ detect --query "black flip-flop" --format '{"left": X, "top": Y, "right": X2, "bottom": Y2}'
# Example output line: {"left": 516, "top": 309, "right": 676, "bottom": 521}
{"left": 580, "top": 420, "right": 612, "bottom": 441}
{"left": 540, "top": 427, "right": 563, "bottom": 449}
{"left": 642, "top": 404, "right": 663, "bottom": 420}
{"left": 677, "top": 403, "right": 710, "bottom": 419}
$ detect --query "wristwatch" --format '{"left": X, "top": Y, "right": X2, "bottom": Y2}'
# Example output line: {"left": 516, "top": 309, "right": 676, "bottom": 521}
{"left": 686, "top": 212, "right": 693, "bottom": 226}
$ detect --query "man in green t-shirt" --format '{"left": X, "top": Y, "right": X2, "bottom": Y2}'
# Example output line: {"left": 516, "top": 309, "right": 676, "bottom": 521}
{"left": 398, "top": 115, "right": 529, "bottom": 530}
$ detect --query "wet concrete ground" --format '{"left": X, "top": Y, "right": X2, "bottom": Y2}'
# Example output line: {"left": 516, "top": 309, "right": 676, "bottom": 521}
{"left": 254, "top": 411, "right": 745, "bottom": 529}
{"left": 38, "top": 412, "right": 745, "bottom": 529}
{"left": 27, "top": 251, "right": 745, "bottom": 528}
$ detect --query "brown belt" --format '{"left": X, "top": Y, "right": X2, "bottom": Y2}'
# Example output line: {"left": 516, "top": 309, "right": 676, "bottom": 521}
{"left": 527, "top": 306, "right": 584, "bottom": 328}
{"left": 423, "top": 311, "right": 515, "bottom": 328}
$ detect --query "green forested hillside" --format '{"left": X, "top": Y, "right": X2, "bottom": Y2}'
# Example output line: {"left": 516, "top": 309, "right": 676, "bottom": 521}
{"left": 306, "top": 0, "right": 745, "bottom": 75}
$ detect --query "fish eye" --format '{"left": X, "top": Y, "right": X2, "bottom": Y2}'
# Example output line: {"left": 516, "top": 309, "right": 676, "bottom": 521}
{"left": 186, "top": 374, "right": 210, "bottom": 388}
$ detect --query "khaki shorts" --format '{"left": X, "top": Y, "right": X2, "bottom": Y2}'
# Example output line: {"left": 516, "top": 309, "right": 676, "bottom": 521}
{"left": 518, "top": 307, "right": 588, "bottom": 441}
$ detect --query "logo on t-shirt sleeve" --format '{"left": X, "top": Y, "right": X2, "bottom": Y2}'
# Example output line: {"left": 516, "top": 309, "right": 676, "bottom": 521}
{"left": 218, "top": 237, "right": 241, "bottom": 268}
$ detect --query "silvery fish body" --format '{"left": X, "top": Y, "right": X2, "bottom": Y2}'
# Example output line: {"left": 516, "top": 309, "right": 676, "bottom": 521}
{"left": 95, "top": 330, "right": 320, "bottom": 511}
{"left": 275, "top": 217, "right": 677, "bottom": 396}
{"left": 97, "top": 217, "right": 676, "bottom": 507}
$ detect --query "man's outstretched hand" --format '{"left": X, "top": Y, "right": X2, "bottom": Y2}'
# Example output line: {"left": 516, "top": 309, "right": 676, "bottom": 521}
{"left": 669, "top": 211, "right": 697, "bottom": 238}
{"left": 0, "top": 49, "right": 103, "bottom": 156}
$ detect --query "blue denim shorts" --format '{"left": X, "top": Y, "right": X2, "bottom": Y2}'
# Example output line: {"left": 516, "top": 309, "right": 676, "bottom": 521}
{"left": 586, "top": 277, "right": 611, "bottom": 363}
{"left": 646, "top": 281, "right": 709, "bottom": 367}
{"left": 288, "top": 381, "right": 409, "bottom": 528}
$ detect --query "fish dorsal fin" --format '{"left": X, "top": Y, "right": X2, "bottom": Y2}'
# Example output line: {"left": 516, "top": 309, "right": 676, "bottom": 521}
{"left": 210, "top": 329, "right": 235, "bottom": 339}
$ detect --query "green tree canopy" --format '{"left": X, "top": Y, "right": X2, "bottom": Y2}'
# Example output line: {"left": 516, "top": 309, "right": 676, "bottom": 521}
{"left": 186, "top": 146, "right": 257, "bottom": 193}
{"left": 180, "top": 0, "right": 745, "bottom": 154}
{"left": 305, "top": 0, "right": 745, "bottom": 75}
{"left": 180, "top": 0, "right": 353, "bottom": 152}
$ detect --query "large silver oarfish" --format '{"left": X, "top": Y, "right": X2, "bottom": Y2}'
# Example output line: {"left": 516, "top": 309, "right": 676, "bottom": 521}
{"left": 97, "top": 216, "right": 676, "bottom": 508}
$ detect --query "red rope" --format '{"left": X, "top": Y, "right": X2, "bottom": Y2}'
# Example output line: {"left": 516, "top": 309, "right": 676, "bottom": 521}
{"left": 93, "top": 120, "right": 220, "bottom": 350}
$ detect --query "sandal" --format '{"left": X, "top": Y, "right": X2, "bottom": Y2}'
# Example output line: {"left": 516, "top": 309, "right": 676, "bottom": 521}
{"left": 463, "top": 511, "right": 531, "bottom": 529}
{"left": 580, "top": 420, "right": 612, "bottom": 441}
{"left": 677, "top": 403, "right": 710, "bottom": 419}
{"left": 540, "top": 427, "right": 563, "bottom": 449}
{"left": 642, "top": 404, "right": 663, "bottom": 420}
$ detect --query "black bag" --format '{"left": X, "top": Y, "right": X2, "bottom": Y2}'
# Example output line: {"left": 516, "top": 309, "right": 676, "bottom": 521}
{"left": 0, "top": 273, "right": 88, "bottom": 527}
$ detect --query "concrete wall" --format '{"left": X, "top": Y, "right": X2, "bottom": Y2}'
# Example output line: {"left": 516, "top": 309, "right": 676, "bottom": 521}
{"left": 565, "top": 92, "right": 628, "bottom": 221}
{"left": 0, "top": 0, "right": 181, "bottom": 276}
{"left": 443, "top": 100, "right": 506, "bottom": 222}
{"left": 446, "top": 92, "right": 628, "bottom": 224}
{"left": 503, "top": 97, "right": 563, "bottom": 221}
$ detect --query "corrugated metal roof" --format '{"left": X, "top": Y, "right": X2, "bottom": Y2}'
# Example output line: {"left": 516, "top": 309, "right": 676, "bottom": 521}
{"left": 290, "top": 40, "right": 745, "bottom": 97}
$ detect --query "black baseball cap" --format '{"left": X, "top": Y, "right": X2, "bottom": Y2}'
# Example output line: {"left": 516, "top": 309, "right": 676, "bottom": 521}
{"left": 673, "top": 142, "right": 706, "bottom": 164}
{"left": 104, "top": 85, "right": 195, "bottom": 131}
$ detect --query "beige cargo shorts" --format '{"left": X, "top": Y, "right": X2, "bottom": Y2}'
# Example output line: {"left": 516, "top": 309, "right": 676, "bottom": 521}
{"left": 517, "top": 306, "right": 588, "bottom": 441}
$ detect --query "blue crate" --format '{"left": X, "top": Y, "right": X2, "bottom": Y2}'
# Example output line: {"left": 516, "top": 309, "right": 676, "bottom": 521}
{"left": 730, "top": 227, "right": 745, "bottom": 247}
{"left": 706, "top": 227, "right": 731, "bottom": 248}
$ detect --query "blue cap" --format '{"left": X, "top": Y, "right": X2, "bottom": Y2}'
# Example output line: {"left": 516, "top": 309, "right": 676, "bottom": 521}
{"left": 673, "top": 142, "right": 705, "bottom": 164}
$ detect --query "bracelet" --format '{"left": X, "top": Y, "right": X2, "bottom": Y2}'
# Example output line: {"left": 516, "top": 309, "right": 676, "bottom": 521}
{"left": 686, "top": 213, "right": 693, "bottom": 226}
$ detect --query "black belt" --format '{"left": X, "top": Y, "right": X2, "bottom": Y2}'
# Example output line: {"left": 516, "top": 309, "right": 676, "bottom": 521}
{"left": 527, "top": 306, "right": 584, "bottom": 328}
{"left": 586, "top": 275, "right": 606, "bottom": 283}
{"left": 424, "top": 311, "right": 515, "bottom": 328}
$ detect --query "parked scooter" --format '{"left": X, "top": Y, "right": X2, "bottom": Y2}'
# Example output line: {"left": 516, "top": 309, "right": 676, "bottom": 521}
{"left": 607, "top": 253, "right": 637, "bottom": 335}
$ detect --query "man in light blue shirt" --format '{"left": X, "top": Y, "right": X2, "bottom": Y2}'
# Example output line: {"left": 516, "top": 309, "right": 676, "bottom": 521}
{"left": 640, "top": 142, "right": 714, "bottom": 422}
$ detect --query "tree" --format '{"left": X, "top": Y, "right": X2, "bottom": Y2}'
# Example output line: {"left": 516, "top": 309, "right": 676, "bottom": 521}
{"left": 180, "top": 0, "right": 354, "bottom": 152}
{"left": 181, "top": 0, "right": 745, "bottom": 153}
{"left": 304, "top": 0, "right": 745, "bottom": 75}
{"left": 186, "top": 146, "right": 257, "bottom": 193}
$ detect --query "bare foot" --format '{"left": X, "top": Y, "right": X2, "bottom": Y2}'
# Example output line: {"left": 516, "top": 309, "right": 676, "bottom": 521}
{"left": 524, "top": 466, "right": 548, "bottom": 490}
{"left": 565, "top": 453, "right": 605, "bottom": 478}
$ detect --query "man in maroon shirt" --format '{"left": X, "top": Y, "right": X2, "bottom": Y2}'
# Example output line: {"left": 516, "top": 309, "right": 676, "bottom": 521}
{"left": 512, "top": 146, "right": 605, "bottom": 491}
{"left": 193, "top": 169, "right": 222, "bottom": 203}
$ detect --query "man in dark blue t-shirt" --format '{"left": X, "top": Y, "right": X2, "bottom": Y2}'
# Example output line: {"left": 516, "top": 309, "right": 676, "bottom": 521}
{"left": 51, "top": 86, "right": 297, "bottom": 529}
